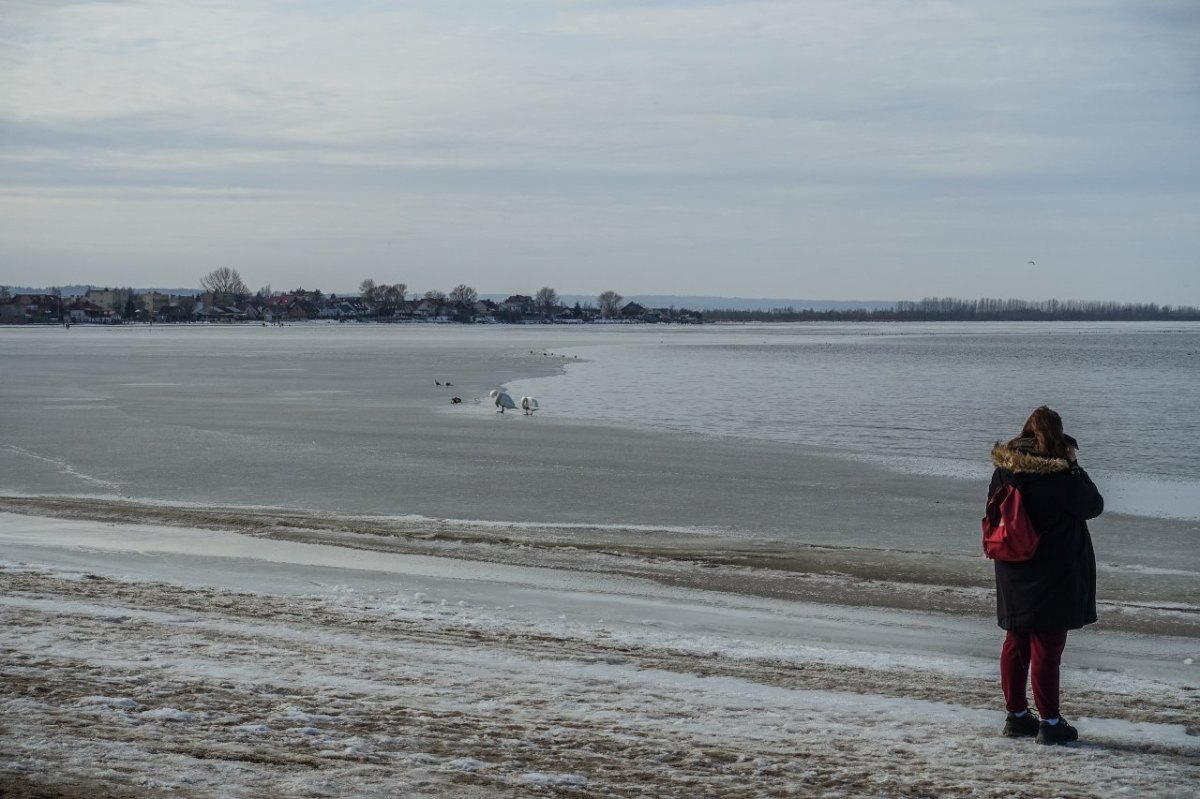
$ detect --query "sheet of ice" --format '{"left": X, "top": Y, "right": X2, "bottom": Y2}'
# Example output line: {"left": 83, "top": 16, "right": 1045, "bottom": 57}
{"left": 2, "top": 512, "right": 1196, "bottom": 687}
{"left": 5, "top": 324, "right": 1199, "bottom": 568}
{"left": 501, "top": 322, "right": 1200, "bottom": 521}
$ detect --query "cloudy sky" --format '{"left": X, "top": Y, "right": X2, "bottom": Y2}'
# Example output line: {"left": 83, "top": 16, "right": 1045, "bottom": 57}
{"left": 2, "top": 0, "right": 1197, "bottom": 301}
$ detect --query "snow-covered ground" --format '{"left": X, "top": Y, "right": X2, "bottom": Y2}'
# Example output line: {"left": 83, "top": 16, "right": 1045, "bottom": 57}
{"left": 2, "top": 513, "right": 1198, "bottom": 798}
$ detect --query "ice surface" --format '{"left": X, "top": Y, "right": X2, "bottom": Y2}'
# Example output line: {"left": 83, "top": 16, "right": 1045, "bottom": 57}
{"left": 138, "top": 707, "right": 195, "bottom": 722}
{"left": 2, "top": 514, "right": 1198, "bottom": 797}
{"left": 2, "top": 323, "right": 1198, "bottom": 796}
{"left": 518, "top": 772, "right": 589, "bottom": 787}
{"left": 502, "top": 322, "right": 1200, "bottom": 520}
{"left": 3, "top": 324, "right": 1197, "bottom": 567}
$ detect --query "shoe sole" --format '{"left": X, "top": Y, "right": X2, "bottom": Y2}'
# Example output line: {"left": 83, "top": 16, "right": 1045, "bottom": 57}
{"left": 1036, "top": 736, "right": 1079, "bottom": 745}
{"left": 1003, "top": 729, "right": 1038, "bottom": 738}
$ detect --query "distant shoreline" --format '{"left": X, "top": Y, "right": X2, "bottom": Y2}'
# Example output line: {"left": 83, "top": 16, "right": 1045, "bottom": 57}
{"left": 6, "top": 314, "right": 1200, "bottom": 328}
{"left": 5, "top": 286, "right": 1198, "bottom": 324}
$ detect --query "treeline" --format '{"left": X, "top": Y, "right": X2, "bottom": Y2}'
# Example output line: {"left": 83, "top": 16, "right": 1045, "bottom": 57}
{"left": 704, "top": 298, "right": 1200, "bottom": 322}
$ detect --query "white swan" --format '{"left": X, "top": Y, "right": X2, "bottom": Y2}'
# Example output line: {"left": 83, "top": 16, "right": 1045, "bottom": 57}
{"left": 520, "top": 396, "right": 539, "bottom": 415}
{"left": 489, "top": 389, "right": 517, "bottom": 413}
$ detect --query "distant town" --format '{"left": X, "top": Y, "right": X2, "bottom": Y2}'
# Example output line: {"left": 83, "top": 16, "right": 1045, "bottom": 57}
{"left": 1, "top": 270, "right": 702, "bottom": 326}
{"left": 2, "top": 268, "right": 1198, "bottom": 325}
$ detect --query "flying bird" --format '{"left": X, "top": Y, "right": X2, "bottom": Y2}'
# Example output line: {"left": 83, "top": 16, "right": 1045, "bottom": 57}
{"left": 1027, "top": 260, "right": 1036, "bottom": 266}
{"left": 520, "top": 397, "right": 539, "bottom": 415}
{"left": 489, "top": 389, "right": 517, "bottom": 413}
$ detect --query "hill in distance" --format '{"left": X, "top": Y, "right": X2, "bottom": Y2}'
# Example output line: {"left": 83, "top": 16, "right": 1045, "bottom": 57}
{"left": 6, "top": 285, "right": 200, "bottom": 297}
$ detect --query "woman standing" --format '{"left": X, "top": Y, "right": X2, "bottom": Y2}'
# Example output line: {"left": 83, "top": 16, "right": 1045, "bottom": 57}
{"left": 989, "top": 406, "right": 1104, "bottom": 744}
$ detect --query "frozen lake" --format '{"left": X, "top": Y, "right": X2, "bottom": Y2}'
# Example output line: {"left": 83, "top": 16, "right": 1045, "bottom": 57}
{"left": 2, "top": 322, "right": 1199, "bottom": 797}
{"left": 1, "top": 322, "right": 1197, "bottom": 572}
{"left": 502, "top": 321, "right": 1200, "bottom": 520}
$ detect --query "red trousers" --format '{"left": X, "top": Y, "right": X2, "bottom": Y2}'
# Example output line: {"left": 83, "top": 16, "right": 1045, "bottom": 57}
{"left": 1000, "top": 630, "right": 1069, "bottom": 718}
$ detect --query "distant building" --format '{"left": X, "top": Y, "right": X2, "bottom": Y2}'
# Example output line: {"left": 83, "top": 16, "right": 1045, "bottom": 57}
{"left": 67, "top": 299, "right": 115, "bottom": 323}
{"left": 0, "top": 298, "right": 26, "bottom": 323}
{"left": 318, "top": 296, "right": 370, "bottom": 319}
{"left": 3, "top": 294, "right": 62, "bottom": 323}
{"left": 501, "top": 295, "right": 533, "bottom": 315}
{"left": 620, "top": 301, "right": 647, "bottom": 319}
{"left": 85, "top": 287, "right": 133, "bottom": 314}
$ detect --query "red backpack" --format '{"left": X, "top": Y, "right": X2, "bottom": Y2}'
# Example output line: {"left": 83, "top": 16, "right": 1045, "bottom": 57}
{"left": 982, "top": 484, "right": 1039, "bottom": 561}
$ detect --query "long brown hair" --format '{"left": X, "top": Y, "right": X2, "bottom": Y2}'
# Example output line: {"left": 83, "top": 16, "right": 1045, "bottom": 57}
{"left": 1016, "top": 405, "right": 1072, "bottom": 460}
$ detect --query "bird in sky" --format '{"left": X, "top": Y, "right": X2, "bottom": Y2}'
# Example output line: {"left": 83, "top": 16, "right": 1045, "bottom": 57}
{"left": 1027, "top": 260, "right": 1037, "bottom": 266}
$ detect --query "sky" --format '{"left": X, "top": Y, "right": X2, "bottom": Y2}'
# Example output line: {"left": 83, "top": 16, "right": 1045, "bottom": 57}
{"left": 1, "top": 0, "right": 1198, "bottom": 302}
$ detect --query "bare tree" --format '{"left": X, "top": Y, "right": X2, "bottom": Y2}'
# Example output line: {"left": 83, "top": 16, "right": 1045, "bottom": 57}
{"left": 358, "top": 279, "right": 378, "bottom": 302}
{"left": 383, "top": 283, "right": 407, "bottom": 305}
{"left": 257, "top": 284, "right": 272, "bottom": 299}
{"left": 0, "top": 285, "right": 11, "bottom": 302}
{"left": 534, "top": 286, "right": 558, "bottom": 316}
{"left": 449, "top": 284, "right": 477, "bottom": 304}
{"left": 597, "top": 290, "right": 623, "bottom": 318}
{"left": 200, "top": 267, "right": 248, "bottom": 296}
{"left": 424, "top": 289, "right": 446, "bottom": 301}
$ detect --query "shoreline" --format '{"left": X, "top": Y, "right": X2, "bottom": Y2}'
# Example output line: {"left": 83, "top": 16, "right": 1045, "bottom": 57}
{"left": 2, "top": 509, "right": 1198, "bottom": 798}
{"left": 3, "top": 497, "right": 1196, "bottom": 638}
{"left": 8, "top": 316, "right": 1200, "bottom": 327}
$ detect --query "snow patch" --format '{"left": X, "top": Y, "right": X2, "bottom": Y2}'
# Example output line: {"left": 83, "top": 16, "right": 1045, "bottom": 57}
{"left": 138, "top": 707, "right": 194, "bottom": 722}
{"left": 80, "top": 696, "right": 141, "bottom": 710}
{"left": 518, "top": 772, "right": 589, "bottom": 787}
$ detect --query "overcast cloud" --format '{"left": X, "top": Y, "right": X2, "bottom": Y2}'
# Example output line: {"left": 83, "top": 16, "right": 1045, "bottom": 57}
{"left": 1, "top": 0, "right": 1197, "bottom": 301}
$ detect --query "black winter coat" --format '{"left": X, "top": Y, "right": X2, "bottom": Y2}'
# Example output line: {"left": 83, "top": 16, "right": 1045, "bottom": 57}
{"left": 988, "top": 439, "right": 1104, "bottom": 632}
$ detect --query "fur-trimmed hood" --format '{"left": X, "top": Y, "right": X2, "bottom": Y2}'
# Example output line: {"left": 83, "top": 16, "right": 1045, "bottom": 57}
{"left": 991, "top": 439, "right": 1071, "bottom": 475}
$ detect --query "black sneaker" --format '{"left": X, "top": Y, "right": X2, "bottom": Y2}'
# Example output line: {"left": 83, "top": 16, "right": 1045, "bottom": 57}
{"left": 1036, "top": 718, "right": 1079, "bottom": 745}
{"left": 1003, "top": 710, "right": 1041, "bottom": 738}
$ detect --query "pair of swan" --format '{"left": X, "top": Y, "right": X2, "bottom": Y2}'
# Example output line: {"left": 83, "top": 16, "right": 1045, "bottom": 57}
{"left": 489, "top": 389, "right": 539, "bottom": 415}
